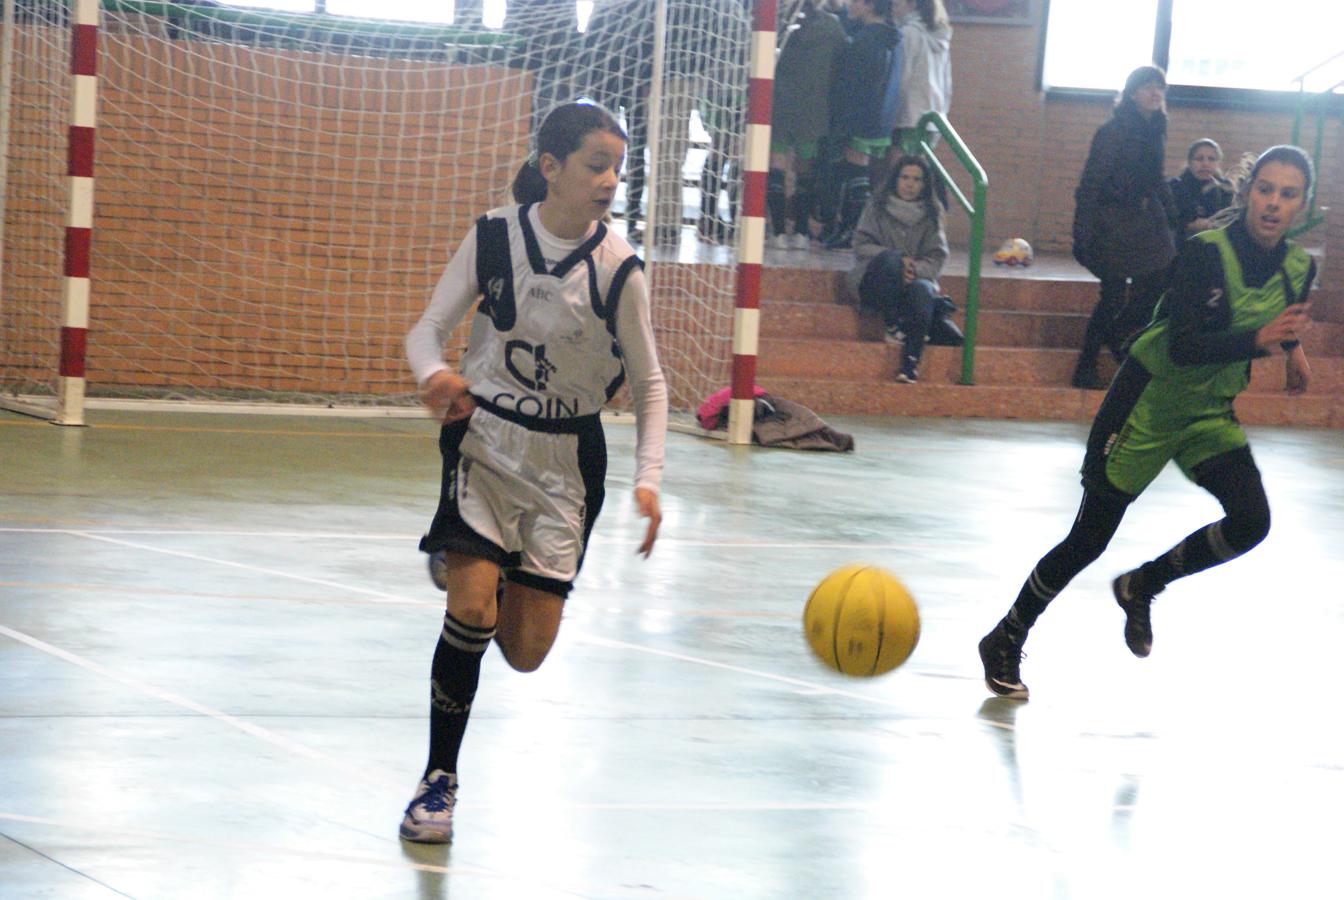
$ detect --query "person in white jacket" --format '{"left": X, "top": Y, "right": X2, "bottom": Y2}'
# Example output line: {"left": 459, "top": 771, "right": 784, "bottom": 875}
{"left": 889, "top": 0, "right": 952, "bottom": 154}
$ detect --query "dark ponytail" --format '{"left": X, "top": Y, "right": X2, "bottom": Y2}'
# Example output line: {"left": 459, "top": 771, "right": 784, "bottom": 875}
{"left": 509, "top": 100, "right": 627, "bottom": 204}
{"left": 511, "top": 159, "right": 550, "bottom": 204}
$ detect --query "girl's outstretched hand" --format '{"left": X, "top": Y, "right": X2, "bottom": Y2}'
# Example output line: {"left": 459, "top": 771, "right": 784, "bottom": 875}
{"left": 421, "top": 370, "right": 477, "bottom": 422}
{"left": 634, "top": 487, "right": 661, "bottom": 558}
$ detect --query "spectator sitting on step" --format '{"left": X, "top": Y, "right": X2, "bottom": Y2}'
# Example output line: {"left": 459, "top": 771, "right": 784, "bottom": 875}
{"left": 847, "top": 153, "right": 948, "bottom": 384}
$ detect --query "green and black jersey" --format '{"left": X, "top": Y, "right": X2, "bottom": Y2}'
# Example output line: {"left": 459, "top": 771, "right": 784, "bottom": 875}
{"left": 1083, "top": 219, "right": 1315, "bottom": 498}
{"left": 1129, "top": 221, "right": 1314, "bottom": 399}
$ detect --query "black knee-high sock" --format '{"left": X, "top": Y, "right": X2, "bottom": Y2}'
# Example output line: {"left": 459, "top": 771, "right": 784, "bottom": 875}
{"left": 1002, "top": 488, "right": 1129, "bottom": 638}
{"left": 1003, "top": 566, "right": 1064, "bottom": 639}
{"left": 425, "top": 611, "right": 495, "bottom": 777}
{"left": 1137, "top": 523, "right": 1229, "bottom": 591}
{"left": 1138, "top": 447, "right": 1271, "bottom": 593}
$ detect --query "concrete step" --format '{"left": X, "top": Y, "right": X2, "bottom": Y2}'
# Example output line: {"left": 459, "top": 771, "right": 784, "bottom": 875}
{"left": 761, "top": 264, "right": 1344, "bottom": 320}
{"left": 760, "top": 266, "right": 1104, "bottom": 313}
{"left": 741, "top": 261, "right": 1344, "bottom": 427}
{"left": 758, "top": 375, "right": 1344, "bottom": 428}
{"left": 943, "top": 274, "right": 1101, "bottom": 314}
{"left": 757, "top": 298, "right": 1344, "bottom": 355}
{"left": 757, "top": 340, "right": 1104, "bottom": 384}
{"left": 753, "top": 378, "right": 1105, "bottom": 421}
{"left": 758, "top": 301, "right": 1092, "bottom": 348}
{"left": 758, "top": 338, "right": 1344, "bottom": 393}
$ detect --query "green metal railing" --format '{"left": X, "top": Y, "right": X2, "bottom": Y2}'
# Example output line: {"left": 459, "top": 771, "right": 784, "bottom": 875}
{"left": 902, "top": 112, "right": 987, "bottom": 385}
{"left": 1287, "top": 52, "right": 1339, "bottom": 240}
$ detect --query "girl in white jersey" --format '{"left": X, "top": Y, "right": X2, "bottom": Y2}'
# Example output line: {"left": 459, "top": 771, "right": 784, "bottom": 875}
{"left": 400, "top": 101, "right": 668, "bottom": 843}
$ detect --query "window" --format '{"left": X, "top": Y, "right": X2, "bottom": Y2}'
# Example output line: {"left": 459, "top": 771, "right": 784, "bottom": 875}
{"left": 1167, "top": 0, "right": 1344, "bottom": 93}
{"left": 1040, "top": 0, "right": 1159, "bottom": 93}
{"left": 1042, "top": 0, "right": 1344, "bottom": 96}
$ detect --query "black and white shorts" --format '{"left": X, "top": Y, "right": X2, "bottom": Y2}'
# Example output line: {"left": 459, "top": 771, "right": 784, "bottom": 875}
{"left": 418, "top": 401, "right": 607, "bottom": 599}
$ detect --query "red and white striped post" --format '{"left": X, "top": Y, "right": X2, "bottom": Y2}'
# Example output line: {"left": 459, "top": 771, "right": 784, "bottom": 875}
{"left": 56, "top": 0, "right": 99, "bottom": 426}
{"left": 726, "top": 0, "right": 776, "bottom": 445}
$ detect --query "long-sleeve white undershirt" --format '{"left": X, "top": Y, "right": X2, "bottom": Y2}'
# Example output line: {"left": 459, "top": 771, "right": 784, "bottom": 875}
{"left": 406, "top": 210, "right": 667, "bottom": 492}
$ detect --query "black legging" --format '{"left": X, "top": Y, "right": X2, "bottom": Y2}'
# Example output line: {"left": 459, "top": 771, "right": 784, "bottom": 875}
{"left": 858, "top": 250, "right": 940, "bottom": 369}
{"left": 1011, "top": 445, "right": 1271, "bottom": 630}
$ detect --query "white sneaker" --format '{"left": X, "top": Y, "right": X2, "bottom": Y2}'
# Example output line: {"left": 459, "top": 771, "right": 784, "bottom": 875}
{"left": 767, "top": 233, "right": 789, "bottom": 250}
{"left": 399, "top": 769, "right": 458, "bottom": 843}
{"left": 883, "top": 326, "right": 905, "bottom": 345}
{"left": 788, "top": 232, "right": 811, "bottom": 250}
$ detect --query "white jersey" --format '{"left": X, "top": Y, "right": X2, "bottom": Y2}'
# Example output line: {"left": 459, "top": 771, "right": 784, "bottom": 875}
{"left": 463, "top": 203, "right": 635, "bottom": 418}
{"left": 407, "top": 203, "right": 667, "bottom": 491}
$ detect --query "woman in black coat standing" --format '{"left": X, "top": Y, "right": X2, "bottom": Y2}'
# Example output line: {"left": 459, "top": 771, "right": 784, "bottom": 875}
{"left": 1070, "top": 65, "right": 1178, "bottom": 389}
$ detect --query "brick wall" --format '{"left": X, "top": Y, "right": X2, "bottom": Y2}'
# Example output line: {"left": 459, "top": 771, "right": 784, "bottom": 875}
{"left": 92, "top": 38, "right": 532, "bottom": 398}
{"left": 3, "top": 25, "right": 532, "bottom": 399}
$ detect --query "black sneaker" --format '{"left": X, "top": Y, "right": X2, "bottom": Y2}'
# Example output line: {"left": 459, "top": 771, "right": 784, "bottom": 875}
{"left": 1113, "top": 572, "right": 1159, "bottom": 657}
{"left": 978, "top": 624, "right": 1029, "bottom": 700}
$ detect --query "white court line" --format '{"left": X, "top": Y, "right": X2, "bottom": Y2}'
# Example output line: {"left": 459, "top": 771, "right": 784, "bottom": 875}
{"left": 575, "top": 632, "right": 949, "bottom": 713}
{"left": 63, "top": 530, "right": 431, "bottom": 606}
{"left": 0, "top": 624, "right": 406, "bottom": 794}
{"left": 0, "top": 623, "right": 992, "bottom": 811}
{"left": 576, "top": 633, "right": 1015, "bottom": 732}
{"left": 19, "top": 528, "right": 941, "bottom": 712}
{"left": 574, "top": 632, "right": 905, "bottom": 705}
{"left": 597, "top": 538, "right": 948, "bottom": 550}
{"left": 0, "top": 527, "right": 415, "bottom": 539}
{"left": 1, "top": 525, "right": 948, "bottom": 551}
{"left": 0, "top": 812, "right": 498, "bottom": 881}
{"left": 0, "top": 803, "right": 1081, "bottom": 894}
{"left": 6, "top": 530, "right": 1013, "bottom": 733}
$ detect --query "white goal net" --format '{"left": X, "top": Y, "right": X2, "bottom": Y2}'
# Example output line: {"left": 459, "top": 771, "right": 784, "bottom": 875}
{"left": 0, "top": 0, "right": 751, "bottom": 416}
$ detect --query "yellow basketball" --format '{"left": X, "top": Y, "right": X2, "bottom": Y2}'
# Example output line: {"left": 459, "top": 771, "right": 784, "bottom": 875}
{"left": 803, "top": 564, "right": 920, "bottom": 676}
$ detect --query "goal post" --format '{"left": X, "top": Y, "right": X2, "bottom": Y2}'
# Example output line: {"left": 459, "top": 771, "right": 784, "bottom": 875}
{"left": 0, "top": 0, "right": 764, "bottom": 423}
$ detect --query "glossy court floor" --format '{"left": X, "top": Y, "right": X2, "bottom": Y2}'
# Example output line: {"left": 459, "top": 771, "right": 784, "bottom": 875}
{"left": 3, "top": 408, "right": 1343, "bottom": 900}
